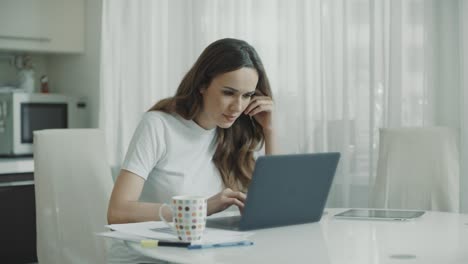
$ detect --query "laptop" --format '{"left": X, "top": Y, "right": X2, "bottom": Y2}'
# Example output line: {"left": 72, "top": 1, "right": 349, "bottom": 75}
{"left": 207, "top": 152, "right": 340, "bottom": 231}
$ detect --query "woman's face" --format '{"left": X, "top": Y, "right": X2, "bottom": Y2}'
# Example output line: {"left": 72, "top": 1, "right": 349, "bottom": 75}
{"left": 196, "top": 67, "right": 259, "bottom": 129}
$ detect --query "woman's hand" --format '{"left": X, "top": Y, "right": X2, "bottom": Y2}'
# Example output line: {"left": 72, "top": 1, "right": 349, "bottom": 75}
{"left": 207, "top": 188, "right": 246, "bottom": 216}
{"left": 244, "top": 95, "right": 274, "bottom": 131}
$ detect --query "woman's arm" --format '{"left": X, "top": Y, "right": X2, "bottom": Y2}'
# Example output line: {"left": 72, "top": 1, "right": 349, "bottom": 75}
{"left": 107, "top": 169, "right": 247, "bottom": 224}
{"left": 263, "top": 128, "right": 277, "bottom": 155}
{"left": 107, "top": 169, "right": 171, "bottom": 224}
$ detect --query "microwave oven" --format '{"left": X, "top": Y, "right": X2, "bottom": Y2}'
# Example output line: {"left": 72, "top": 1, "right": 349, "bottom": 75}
{"left": 0, "top": 91, "right": 87, "bottom": 156}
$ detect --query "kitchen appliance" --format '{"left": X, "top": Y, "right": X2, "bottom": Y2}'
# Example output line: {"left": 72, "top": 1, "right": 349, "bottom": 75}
{"left": 0, "top": 89, "right": 86, "bottom": 156}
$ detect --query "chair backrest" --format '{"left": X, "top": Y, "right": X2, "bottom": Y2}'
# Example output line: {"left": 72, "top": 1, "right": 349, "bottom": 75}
{"left": 34, "top": 129, "right": 113, "bottom": 264}
{"left": 370, "top": 127, "right": 460, "bottom": 212}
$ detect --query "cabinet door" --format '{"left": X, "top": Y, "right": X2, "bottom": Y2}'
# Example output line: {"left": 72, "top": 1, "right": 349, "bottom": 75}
{"left": 0, "top": 0, "right": 50, "bottom": 39}
{"left": 0, "top": 0, "right": 84, "bottom": 53}
{"left": 0, "top": 173, "right": 37, "bottom": 264}
{"left": 45, "top": 0, "right": 84, "bottom": 53}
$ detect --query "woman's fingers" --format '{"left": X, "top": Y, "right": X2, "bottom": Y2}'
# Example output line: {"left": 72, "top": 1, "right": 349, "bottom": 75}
{"left": 244, "top": 96, "right": 272, "bottom": 114}
{"left": 223, "top": 190, "right": 246, "bottom": 210}
{"left": 244, "top": 98, "right": 273, "bottom": 116}
{"left": 248, "top": 103, "right": 273, "bottom": 116}
{"left": 224, "top": 189, "right": 246, "bottom": 202}
{"left": 207, "top": 188, "right": 247, "bottom": 215}
{"left": 231, "top": 191, "right": 247, "bottom": 202}
{"left": 222, "top": 193, "right": 244, "bottom": 203}
{"left": 228, "top": 198, "right": 245, "bottom": 209}
{"left": 244, "top": 98, "right": 267, "bottom": 114}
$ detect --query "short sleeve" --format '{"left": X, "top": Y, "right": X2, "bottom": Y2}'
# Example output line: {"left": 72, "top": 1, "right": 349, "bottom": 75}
{"left": 121, "top": 113, "right": 166, "bottom": 180}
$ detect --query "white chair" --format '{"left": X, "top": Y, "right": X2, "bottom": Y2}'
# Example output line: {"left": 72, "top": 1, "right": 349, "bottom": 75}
{"left": 34, "top": 129, "right": 113, "bottom": 264}
{"left": 370, "top": 127, "right": 460, "bottom": 212}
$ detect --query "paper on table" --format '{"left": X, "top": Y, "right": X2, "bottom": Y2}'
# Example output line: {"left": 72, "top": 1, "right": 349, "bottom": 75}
{"left": 106, "top": 221, "right": 253, "bottom": 244}
{"left": 106, "top": 221, "right": 177, "bottom": 241}
{"left": 97, "top": 231, "right": 254, "bottom": 250}
{"left": 96, "top": 230, "right": 146, "bottom": 242}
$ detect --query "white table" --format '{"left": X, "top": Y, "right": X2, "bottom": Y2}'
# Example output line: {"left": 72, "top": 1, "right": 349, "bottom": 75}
{"left": 126, "top": 208, "right": 468, "bottom": 264}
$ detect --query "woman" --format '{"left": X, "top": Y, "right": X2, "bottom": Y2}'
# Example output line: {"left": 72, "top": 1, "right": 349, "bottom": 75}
{"left": 107, "top": 38, "right": 276, "bottom": 263}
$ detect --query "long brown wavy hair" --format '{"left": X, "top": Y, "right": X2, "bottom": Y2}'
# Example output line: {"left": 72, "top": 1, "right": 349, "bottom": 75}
{"left": 148, "top": 38, "right": 272, "bottom": 191}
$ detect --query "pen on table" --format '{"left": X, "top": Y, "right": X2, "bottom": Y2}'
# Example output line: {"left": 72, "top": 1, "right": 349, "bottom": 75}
{"left": 97, "top": 231, "right": 190, "bottom": 248}
{"left": 140, "top": 239, "right": 190, "bottom": 248}
{"left": 188, "top": 240, "right": 254, "bottom": 250}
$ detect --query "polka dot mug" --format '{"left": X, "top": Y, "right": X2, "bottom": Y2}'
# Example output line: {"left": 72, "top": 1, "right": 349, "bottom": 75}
{"left": 159, "top": 195, "right": 208, "bottom": 242}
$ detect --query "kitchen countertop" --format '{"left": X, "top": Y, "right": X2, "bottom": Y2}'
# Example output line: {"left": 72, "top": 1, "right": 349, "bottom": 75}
{"left": 0, "top": 157, "right": 34, "bottom": 174}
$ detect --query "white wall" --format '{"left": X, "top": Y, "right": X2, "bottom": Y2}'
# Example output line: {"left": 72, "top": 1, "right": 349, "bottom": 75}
{"left": 46, "top": 0, "right": 103, "bottom": 128}
{"left": 0, "top": 53, "right": 48, "bottom": 90}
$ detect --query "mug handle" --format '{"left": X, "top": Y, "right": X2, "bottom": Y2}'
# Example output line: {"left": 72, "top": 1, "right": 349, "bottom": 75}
{"left": 158, "top": 203, "right": 175, "bottom": 231}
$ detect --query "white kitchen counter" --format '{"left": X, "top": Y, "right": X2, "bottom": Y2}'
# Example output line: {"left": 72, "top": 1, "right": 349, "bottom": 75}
{"left": 0, "top": 157, "right": 34, "bottom": 174}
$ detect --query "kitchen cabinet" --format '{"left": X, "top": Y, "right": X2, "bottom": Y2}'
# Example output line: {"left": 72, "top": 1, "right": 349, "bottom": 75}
{"left": 0, "top": 0, "right": 84, "bottom": 53}
{"left": 0, "top": 172, "right": 37, "bottom": 264}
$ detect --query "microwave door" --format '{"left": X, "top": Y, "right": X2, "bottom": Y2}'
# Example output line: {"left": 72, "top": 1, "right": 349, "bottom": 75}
{"left": 13, "top": 102, "right": 68, "bottom": 155}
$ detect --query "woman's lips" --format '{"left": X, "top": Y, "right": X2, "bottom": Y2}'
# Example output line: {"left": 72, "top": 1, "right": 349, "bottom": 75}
{"left": 223, "top": 114, "right": 238, "bottom": 122}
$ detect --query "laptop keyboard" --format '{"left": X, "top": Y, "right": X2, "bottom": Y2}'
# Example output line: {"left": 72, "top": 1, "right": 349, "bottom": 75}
{"left": 206, "top": 215, "right": 241, "bottom": 228}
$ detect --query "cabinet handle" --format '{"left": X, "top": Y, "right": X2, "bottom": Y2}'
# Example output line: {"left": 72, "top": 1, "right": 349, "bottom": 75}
{"left": 0, "top": 35, "right": 51, "bottom": 42}
{"left": 0, "top": 180, "right": 34, "bottom": 187}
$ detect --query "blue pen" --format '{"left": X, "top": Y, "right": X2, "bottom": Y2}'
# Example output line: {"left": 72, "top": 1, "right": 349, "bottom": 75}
{"left": 187, "top": 240, "right": 253, "bottom": 250}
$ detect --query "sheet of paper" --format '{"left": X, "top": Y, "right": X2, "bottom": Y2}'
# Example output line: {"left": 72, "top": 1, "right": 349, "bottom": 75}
{"left": 106, "top": 221, "right": 253, "bottom": 244}
{"left": 96, "top": 231, "right": 145, "bottom": 242}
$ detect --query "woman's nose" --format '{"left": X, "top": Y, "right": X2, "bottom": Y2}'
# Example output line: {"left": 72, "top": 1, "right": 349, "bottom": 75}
{"left": 230, "top": 97, "right": 243, "bottom": 112}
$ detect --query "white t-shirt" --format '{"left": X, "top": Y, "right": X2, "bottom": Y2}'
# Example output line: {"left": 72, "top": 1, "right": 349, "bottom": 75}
{"left": 122, "top": 111, "right": 224, "bottom": 203}
{"left": 108, "top": 111, "right": 224, "bottom": 264}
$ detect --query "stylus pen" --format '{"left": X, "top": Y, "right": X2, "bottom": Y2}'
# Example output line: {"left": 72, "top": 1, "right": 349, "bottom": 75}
{"left": 140, "top": 239, "right": 190, "bottom": 248}
{"left": 188, "top": 240, "right": 254, "bottom": 250}
{"left": 99, "top": 231, "right": 191, "bottom": 248}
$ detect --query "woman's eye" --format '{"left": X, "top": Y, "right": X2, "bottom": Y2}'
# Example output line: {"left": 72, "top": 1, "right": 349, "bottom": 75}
{"left": 222, "top": 91, "right": 234, "bottom": 96}
{"left": 243, "top": 94, "right": 254, "bottom": 99}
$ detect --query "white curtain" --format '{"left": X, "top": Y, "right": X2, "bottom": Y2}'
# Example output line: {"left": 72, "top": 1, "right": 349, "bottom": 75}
{"left": 459, "top": 0, "right": 468, "bottom": 213}
{"left": 100, "top": 0, "right": 457, "bottom": 208}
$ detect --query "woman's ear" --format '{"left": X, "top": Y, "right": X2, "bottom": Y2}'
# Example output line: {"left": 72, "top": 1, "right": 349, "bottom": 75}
{"left": 199, "top": 85, "right": 207, "bottom": 94}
